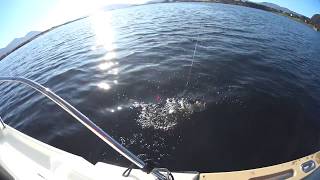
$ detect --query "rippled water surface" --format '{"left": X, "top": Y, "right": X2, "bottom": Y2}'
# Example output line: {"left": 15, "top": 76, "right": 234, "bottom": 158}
{"left": 1, "top": 2, "right": 320, "bottom": 172}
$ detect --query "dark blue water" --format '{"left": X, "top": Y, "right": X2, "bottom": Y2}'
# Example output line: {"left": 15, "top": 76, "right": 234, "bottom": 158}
{"left": 1, "top": 2, "right": 320, "bottom": 172}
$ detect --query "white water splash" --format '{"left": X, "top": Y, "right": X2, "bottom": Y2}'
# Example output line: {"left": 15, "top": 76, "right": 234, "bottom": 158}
{"left": 132, "top": 98, "right": 206, "bottom": 130}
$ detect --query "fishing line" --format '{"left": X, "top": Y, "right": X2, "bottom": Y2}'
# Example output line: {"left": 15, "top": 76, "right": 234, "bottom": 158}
{"left": 185, "top": 23, "right": 202, "bottom": 90}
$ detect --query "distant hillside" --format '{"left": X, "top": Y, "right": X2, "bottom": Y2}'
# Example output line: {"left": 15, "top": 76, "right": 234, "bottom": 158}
{"left": 311, "top": 14, "right": 320, "bottom": 24}
{"left": 102, "top": 0, "right": 171, "bottom": 11}
{"left": 172, "top": 0, "right": 319, "bottom": 31}
{"left": 311, "top": 14, "right": 320, "bottom": 30}
{"left": 102, "top": 4, "right": 133, "bottom": 11}
{"left": 260, "top": 2, "right": 302, "bottom": 17}
{"left": 0, "top": 16, "right": 87, "bottom": 61}
{"left": 1, "top": 0, "right": 319, "bottom": 61}
{"left": 0, "top": 31, "right": 41, "bottom": 58}
{"left": 0, "top": 49, "right": 6, "bottom": 56}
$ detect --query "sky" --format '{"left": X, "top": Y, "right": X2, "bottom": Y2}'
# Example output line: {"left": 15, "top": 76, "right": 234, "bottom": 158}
{"left": 251, "top": 0, "right": 320, "bottom": 17}
{"left": 0, "top": 0, "right": 319, "bottom": 49}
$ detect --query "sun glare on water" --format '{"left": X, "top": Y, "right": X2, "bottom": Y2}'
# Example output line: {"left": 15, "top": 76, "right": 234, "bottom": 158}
{"left": 89, "top": 10, "right": 121, "bottom": 90}
{"left": 34, "top": 0, "right": 151, "bottom": 92}
{"left": 37, "top": 0, "right": 149, "bottom": 31}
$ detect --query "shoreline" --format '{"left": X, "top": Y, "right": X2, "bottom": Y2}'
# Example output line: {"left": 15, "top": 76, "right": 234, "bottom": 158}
{"left": 1, "top": 1, "right": 318, "bottom": 61}
{"left": 170, "top": 0, "right": 320, "bottom": 31}
{"left": 0, "top": 16, "right": 87, "bottom": 61}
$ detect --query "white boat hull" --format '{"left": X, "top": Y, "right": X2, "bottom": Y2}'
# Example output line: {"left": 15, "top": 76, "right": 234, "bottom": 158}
{"left": 1, "top": 124, "right": 320, "bottom": 180}
{"left": 0, "top": 125, "right": 198, "bottom": 180}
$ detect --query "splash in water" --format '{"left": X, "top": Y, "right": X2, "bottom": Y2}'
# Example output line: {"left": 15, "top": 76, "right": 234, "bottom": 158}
{"left": 132, "top": 98, "right": 206, "bottom": 130}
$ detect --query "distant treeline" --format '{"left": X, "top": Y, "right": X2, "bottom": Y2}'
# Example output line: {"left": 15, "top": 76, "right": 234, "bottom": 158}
{"left": 170, "top": 0, "right": 320, "bottom": 31}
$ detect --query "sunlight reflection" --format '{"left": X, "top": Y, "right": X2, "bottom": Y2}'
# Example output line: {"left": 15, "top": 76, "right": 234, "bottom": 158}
{"left": 91, "top": 11, "right": 120, "bottom": 90}
{"left": 90, "top": 11, "right": 116, "bottom": 52}
{"left": 102, "top": 52, "right": 117, "bottom": 60}
{"left": 107, "top": 68, "right": 119, "bottom": 75}
{"left": 105, "top": 105, "right": 123, "bottom": 113}
{"left": 97, "top": 82, "right": 111, "bottom": 90}
{"left": 98, "top": 61, "right": 116, "bottom": 70}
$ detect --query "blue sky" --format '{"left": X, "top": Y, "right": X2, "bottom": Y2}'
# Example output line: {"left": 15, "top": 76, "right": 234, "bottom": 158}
{"left": 0, "top": 0, "right": 55, "bottom": 48}
{"left": 0, "top": 0, "right": 319, "bottom": 48}
{"left": 252, "top": 0, "right": 320, "bottom": 17}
